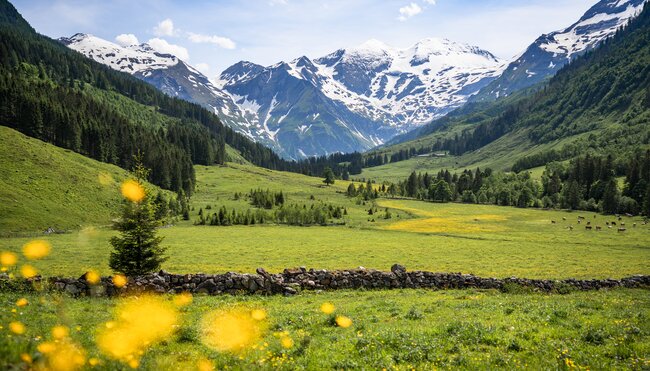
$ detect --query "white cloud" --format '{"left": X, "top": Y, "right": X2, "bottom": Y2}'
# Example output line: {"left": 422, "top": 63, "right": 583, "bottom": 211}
{"left": 398, "top": 3, "right": 422, "bottom": 21}
{"left": 194, "top": 63, "right": 210, "bottom": 75}
{"left": 269, "top": 0, "right": 288, "bottom": 5}
{"left": 115, "top": 33, "right": 139, "bottom": 46}
{"left": 147, "top": 38, "right": 190, "bottom": 61}
{"left": 153, "top": 18, "right": 175, "bottom": 37}
{"left": 187, "top": 32, "right": 236, "bottom": 49}
{"left": 423, "top": 0, "right": 436, "bottom": 4}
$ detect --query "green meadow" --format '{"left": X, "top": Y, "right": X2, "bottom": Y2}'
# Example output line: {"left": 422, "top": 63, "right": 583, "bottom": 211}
{"left": 1, "top": 132, "right": 649, "bottom": 370}
{"left": 1, "top": 289, "right": 648, "bottom": 370}
{"left": 1, "top": 163, "right": 648, "bottom": 279}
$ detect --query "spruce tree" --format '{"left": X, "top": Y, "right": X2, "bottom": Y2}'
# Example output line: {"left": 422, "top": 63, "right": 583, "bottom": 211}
{"left": 323, "top": 167, "right": 335, "bottom": 186}
{"left": 643, "top": 183, "right": 650, "bottom": 216}
{"left": 602, "top": 178, "right": 620, "bottom": 214}
{"left": 109, "top": 159, "right": 167, "bottom": 276}
{"left": 434, "top": 180, "right": 452, "bottom": 202}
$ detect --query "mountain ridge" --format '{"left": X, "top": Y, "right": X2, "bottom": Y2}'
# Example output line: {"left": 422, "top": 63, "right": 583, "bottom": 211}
{"left": 217, "top": 37, "right": 504, "bottom": 159}
{"left": 471, "top": 0, "right": 647, "bottom": 102}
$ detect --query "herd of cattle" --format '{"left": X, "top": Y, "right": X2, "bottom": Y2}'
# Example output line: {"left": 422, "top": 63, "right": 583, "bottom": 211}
{"left": 551, "top": 214, "right": 648, "bottom": 232}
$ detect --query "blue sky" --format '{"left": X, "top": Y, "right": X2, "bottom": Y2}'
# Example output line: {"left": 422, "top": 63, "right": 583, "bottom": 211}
{"left": 13, "top": 0, "right": 596, "bottom": 77}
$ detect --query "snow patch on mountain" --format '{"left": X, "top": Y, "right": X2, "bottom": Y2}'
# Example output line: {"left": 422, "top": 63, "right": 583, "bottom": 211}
{"left": 472, "top": 0, "right": 647, "bottom": 102}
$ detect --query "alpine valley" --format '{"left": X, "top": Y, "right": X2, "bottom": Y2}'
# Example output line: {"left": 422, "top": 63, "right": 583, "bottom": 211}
{"left": 59, "top": 0, "right": 647, "bottom": 160}
{"left": 1, "top": 0, "right": 650, "bottom": 369}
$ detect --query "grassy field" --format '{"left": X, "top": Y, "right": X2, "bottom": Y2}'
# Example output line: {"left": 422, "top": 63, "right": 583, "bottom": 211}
{"left": 0, "top": 126, "right": 140, "bottom": 236}
{"left": 1, "top": 143, "right": 649, "bottom": 370}
{"left": 1, "top": 163, "right": 648, "bottom": 279}
{"left": 360, "top": 129, "right": 584, "bottom": 183}
{"left": 0, "top": 289, "right": 648, "bottom": 370}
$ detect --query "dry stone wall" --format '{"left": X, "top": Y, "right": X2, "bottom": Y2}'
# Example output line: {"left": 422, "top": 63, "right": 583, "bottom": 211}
{"left": 2, "top": 264, "right": 648, "bottom": 297}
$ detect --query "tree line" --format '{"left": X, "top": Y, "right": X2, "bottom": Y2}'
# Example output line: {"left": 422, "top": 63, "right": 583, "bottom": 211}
{"left": 390, "top": 152, "right": 650, "bottom": 216}
{"left": 195, "top": 203, "right": 346, "bottom": 227}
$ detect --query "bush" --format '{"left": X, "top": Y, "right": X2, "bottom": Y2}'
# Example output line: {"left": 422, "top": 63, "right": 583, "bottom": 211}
{"left": 618, "top": 196, "right": 639, "bottom": 215}
{"left": 461, "top": 190, "right": 477, "bottom": 204}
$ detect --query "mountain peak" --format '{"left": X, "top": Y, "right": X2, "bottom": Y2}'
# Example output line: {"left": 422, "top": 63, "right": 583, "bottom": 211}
{"left": 352, "top": 39, "right": 393, "bottom": 55}
{"left": 60, "top": 33, "right": 179, "bottom": 74}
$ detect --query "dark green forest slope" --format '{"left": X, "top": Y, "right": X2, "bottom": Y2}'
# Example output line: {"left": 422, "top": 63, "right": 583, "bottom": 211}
{"left": 0, "top": 0, "right": 303, "bottom": 195}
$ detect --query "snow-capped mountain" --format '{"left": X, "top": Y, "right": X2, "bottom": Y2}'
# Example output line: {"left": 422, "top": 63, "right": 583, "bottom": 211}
{"left": 472, "top": 0, "right": 647, "bottom": 101}
{"left": 217, "top": 38, "right": 504, "bottom": 159}
{"left": 58, "top": 33, "right": 284, "bottom": 154}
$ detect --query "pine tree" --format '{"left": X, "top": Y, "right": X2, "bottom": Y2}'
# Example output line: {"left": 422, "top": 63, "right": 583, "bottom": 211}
{"left": 323, "top": 167, "right": 335, "bottom": 186}
{"left": 406, "top": 172, "right": 418, "bottom": 197}
{"left": 642, "top": 183, "right": 650, "bottom": 216}
{"left": 346, "top": 183, "right": 357, "bottom": 197}
{"left": 602, "top": 178, "right": 620, "bottom": 214}
{"left": 109, "top": 159, "right": 167, "bottom": 276}
{"left": 561, "top": 180, "right": 582, "bottom": 210}
{"left": 433, "top": 180, "right": 452, "bottom": 202}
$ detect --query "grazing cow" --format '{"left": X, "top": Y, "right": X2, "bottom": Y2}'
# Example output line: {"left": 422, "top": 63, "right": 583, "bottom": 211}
{"left": 568, "top": 226, "right": 574, "bottom": 231}
{"left": 551, "top": 220, "right": 556, "bottom": 224}
{"left": 626, "top": 213, "right": 633, "bottom": 217}
{"left": 621, "top": 222, "right": 626, "bottom": 227}
{"left": 608, "top": 225, "right": 613, "bottom": 229}
{"left": 585, "top": 225, "right": 592, "bottom": 230}
{"left": 578, "top": 216, "right": 585, "bottom": 220}
{"left": 633, "top": 223, "right": 637, "bottom": 228}
{"left": 562, "top": 217, "right": 567, "bottom": 221}
{"left": 587, "top": 221, "right": 591, "bottom": 226}
{"left": 595, "top": 226, "right": 602, "bottom": 231}
{"left": 594, "top": 215, "right": 597, "bottom": 219}
{"left": 618, "top": 217, "right": 622, "bottom": 221}
{"left": 612, "top": 221, "right": 617, "bottom": 226}
{"left": 606, "top": 221, "right": 610, "bottom": 225}
{"left": 618, "top": 228, "right": 626, "bottom": 232}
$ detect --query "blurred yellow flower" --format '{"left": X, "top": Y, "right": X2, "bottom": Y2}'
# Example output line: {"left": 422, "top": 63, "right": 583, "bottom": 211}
{"left": 22, "top": 240, "right": 51, "bottom": 260}
{"left": 280, "top": 336, "right": 294, "bottom": 349}
{"left": 9, "top": 321, "right": 25, "bottom": 335}
{"left": 335, "top": 316, "right": 353, "bottom": 328}
{"left": 20, "top": 265, "right": 37, "bottom": 278}
{"left": 38, "top": 342, "right": 56, "bottom": 353}
{"left": 128, "top": 359, "right": 139, "bottom": 369}
{"left": 173, "top": 292, "right": 193, "bottom": 307}
{"left": 88, "top": 357, "right": 101, "bottom": 366}
{"left": 0, "top": 251, "right": 17, "bottom": 266}
{"left": 121, "top": 180, "right": 145, "bottom": 203}
{"left": 97, "top": 296, "right": 178, "bottom": 362}
{"left": 113, "top": 274, "right": 127, "bottom": 288}
{"left": 42, "top": 339, "right": 86, "bottom": 371}
{"left": 251, "top": 309, "right": 267, "bottom": 321}
{"left": 320, "top": 302, "right": 335, "bottom": 314}
{"left": 85, "top": 270, "right": 101, "bottom": 285}
{"left": 52, "top": 325, "right": 70, "bottom": 340}
{"left": 201, "top": 309, "right": 265, "bottom": 353}
{"left": 20, "top": 353, "right": 32, "bottom": 364}
{"left": 16, "top": 298, "right": 28, "bottom": 307}
{"left": 197, "top": 358, "right": 214, "bottom": 371}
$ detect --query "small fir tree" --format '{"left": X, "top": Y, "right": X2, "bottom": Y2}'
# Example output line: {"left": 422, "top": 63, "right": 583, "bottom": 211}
{"left": 323, "top": 167, "right": 336, "bottom": 186}
{"left": 109, "top": 157, "right": 167, "bottom": 276}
